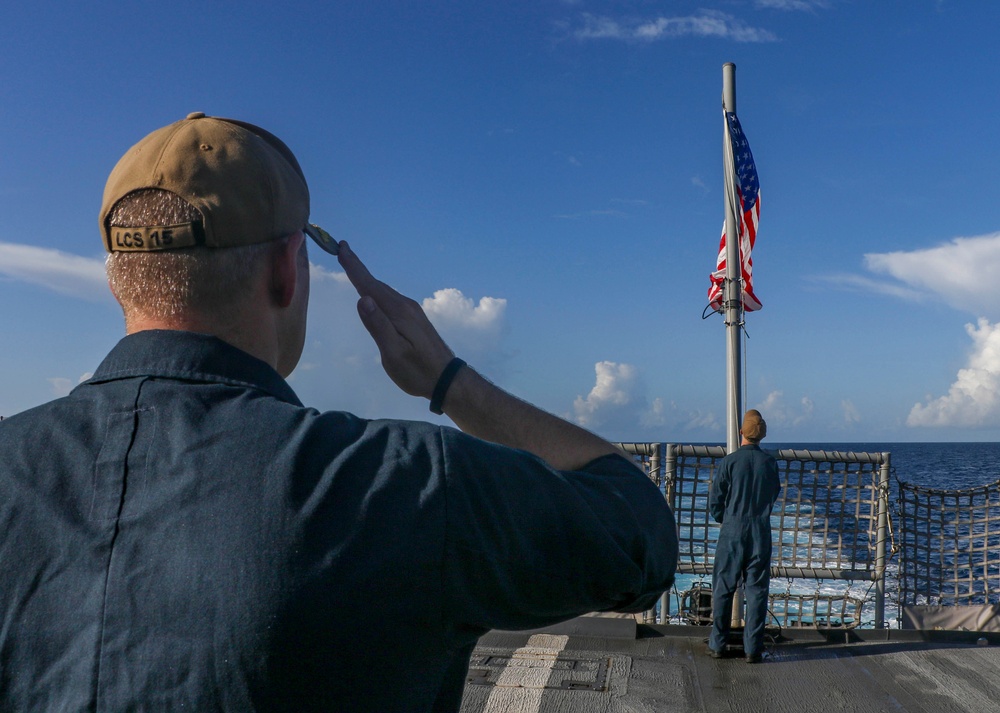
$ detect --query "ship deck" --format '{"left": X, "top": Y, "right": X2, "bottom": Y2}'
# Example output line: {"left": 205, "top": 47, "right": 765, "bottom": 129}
{"left": 459, "top": 618, "right": 1000, "bottom": 712}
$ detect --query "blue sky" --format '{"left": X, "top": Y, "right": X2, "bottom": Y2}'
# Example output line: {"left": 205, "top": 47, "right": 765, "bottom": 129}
{"left": 2, "top": 0, "right": 1000, "bottom": 444}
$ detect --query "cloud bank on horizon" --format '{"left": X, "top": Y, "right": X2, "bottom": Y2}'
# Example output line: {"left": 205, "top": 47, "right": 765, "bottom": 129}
{"left": 863, "top": 233, "right": 1000, "bottom": 431}
{"left": 906, "top": 318, "right": 1000, "bottom": 429}
{"left": 572, "top": 361, "right": 721, "bottom": 441}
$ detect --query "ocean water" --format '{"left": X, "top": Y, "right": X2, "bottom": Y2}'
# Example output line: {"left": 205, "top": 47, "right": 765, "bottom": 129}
{"left": 770, "top": 441, "right": 1000, "bottom": 491}
{"left": 663, "top": 441, "right": 1000, "bottom": 628}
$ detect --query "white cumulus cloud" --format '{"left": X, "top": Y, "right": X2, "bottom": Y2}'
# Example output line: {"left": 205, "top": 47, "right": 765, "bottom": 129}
{"left": 574, "top": 361, "right": 640, "bottom": 428}
{"left": 309, "top": 262, "right": 351, "bottom": 286}
{"left": 421, "top": 288, "right": 507, "bottom": 364}
{"left": 47, "top": 372, "right": 94, "bottom": 398}
{"left": 295, "top": 271, "right": 512, "bottom": 421}
{"left": 859, "top": 233, "right": 1000, "bottom": 430}
{"left": 572, "top": 361, "right": 704, "bottom": 440}
{"left": 422, "top": 288, "right": 506, "bottom": 331}
{"left": 864, "top": 232, "right": 1000, "bottom": 319}
{"left": 842, "top": 399, "right": 861, "bottom": 425}
{"left": 907, "top": 318, "right": 1000, "bottom": 428}
{"left": 680, "top": 409, "right": 720, "bottom": 433}
{"left": 757, "top": 390, "right": 814, "bottom": 428}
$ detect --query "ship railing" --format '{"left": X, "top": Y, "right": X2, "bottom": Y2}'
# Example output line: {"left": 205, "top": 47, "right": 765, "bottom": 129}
{"left": 896, "top": 478, "right": 1000, "bottom": 630}
{"left": 616, "top": 443, "right": 892, "bottom": 631}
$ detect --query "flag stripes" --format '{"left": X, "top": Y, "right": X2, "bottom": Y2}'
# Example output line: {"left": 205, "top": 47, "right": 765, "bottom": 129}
{"left": 708, "top": 111, "right": 761, "bottom": 313}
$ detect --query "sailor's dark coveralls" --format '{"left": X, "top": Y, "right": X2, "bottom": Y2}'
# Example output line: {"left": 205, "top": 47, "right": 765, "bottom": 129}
{"left": 0, "top": 331, "right": 678, "bottom": 712}
{"left": 708, "top": 443, "right": 781, "bottom": 657}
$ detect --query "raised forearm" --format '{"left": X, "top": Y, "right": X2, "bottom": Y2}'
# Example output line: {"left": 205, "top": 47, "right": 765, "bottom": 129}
{"left": 338, "top": 240, "right": 625, "bottom": 472}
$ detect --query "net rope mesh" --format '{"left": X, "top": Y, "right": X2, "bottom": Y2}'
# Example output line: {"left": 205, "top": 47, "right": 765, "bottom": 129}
{"left": 618, "top": 443, "right": 889, "bottom": 629}
{"left": 897, "top": 479, "right": 1000, "bottom": 607}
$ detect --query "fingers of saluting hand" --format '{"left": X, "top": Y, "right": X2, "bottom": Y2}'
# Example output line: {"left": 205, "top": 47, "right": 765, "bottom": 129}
{"left": 338, "top": 241, "right": 429, "bottom": 328}
{"left": 338, "top": 241, "right": 394, "bottom": 302}
{"left": 337, "top": 241, "right": 454, "bottom": 398}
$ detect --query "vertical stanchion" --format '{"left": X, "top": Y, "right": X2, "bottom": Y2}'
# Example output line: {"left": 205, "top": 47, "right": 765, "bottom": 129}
{"left": 663, "top": 443, "right": 676, "bottom": 504}
{"left": 875, "top": 453, "right": 891, "bottom": 629}
{"left": 661, "top": 444, "right": 676, "bottom": 623}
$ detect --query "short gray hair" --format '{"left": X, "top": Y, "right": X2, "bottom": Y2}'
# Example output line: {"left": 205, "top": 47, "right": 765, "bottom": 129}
{"left": 106, "top": 189, "right": 276, "bottom": 322}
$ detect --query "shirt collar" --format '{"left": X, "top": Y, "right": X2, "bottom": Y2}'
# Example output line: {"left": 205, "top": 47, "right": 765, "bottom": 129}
{"left": 84, "top": 330, "right": 303, "bottom": 406}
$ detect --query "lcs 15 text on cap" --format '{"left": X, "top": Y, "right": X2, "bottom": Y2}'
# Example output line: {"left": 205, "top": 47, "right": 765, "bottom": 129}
{"left": 110, "top": 225, "right": 199, "bottom": 252}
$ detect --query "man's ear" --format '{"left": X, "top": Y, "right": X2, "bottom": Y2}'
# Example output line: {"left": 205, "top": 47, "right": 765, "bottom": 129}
{"left": 270, "top": 232, "right": 306, "bottom": 308}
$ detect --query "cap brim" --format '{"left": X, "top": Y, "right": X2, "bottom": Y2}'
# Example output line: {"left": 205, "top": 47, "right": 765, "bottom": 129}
{"left": 304, "top": 223, "right": 339, "bottom": 255}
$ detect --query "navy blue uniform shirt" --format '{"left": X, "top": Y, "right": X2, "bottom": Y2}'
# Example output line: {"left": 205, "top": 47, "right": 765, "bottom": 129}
{"left": 0, "top": 331, "right": 677, "bottom": 712}
{"left": 707, "top": 443, "right": 780, "bottom": 657}
{"left": 709, "top": 443, "right": 781, "bottom": 526}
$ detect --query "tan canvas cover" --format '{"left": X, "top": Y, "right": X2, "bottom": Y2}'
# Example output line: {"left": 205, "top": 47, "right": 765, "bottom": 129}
{"left": 901, "top": 604, "right": 1000, "bottom": 632}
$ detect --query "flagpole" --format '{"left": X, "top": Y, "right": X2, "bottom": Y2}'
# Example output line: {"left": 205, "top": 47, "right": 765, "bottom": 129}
{"left": 722, "top": 62, "right": 742, "bottom": 454}
{"left": 721, "top": 62, "right": 747, "bottom": 633}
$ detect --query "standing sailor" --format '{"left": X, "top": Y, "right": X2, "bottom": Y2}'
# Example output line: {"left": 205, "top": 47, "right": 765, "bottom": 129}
{"left": 0, "top": 113, "right": 678, "bottom": 712}
{"left": 708, "top": 409, "right": 781, "bottom": 662}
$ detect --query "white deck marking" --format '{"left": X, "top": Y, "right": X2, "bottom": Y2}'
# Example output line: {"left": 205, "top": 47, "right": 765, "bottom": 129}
{"left": 481, "top": 634, "right": 570, "bottom": 713}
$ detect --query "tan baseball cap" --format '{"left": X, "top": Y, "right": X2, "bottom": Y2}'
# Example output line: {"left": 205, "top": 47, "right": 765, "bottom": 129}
{"left": 99, "top": 112, "right": 338, "bottom": 255}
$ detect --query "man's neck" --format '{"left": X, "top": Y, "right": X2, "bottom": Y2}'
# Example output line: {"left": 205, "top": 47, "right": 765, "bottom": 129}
{"left": 125, "top": 314, "right": 281, "bottom": 375}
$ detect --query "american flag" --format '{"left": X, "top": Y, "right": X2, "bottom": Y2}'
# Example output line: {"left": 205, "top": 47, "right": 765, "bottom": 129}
{"left": 708, "top": 110, "right": 761, "bottom": 312}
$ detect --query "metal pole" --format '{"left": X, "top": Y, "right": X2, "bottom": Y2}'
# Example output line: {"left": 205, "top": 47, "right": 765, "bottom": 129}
{"left": 663, "top": 443, "right": 676, "bottom": 504}
{"left": 875, "top": 453, "right": 891, "bottom": 629}
{"left": 722, "top": 63, "right": 745, "bottom": 631}
{"left": 649, "top": 444, "right": 668, "bottom": 623}
{"left": 661, "top": 444, "right": 676, "bottom": 624}
{"left": 722, "top": 62, "right": 742, "bottom": 455}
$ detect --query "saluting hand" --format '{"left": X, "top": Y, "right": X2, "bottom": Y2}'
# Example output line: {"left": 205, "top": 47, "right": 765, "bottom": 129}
{"left": 337, "top": 241, "right": 455, "bottom": 400}
{"left": 338, "top": 242, "right": 622, "bottom": 470}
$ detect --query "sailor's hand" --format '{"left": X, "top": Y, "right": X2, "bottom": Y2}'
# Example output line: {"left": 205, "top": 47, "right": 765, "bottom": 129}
{"left": 338, "top": 241, "right": 455, "bottom": 399}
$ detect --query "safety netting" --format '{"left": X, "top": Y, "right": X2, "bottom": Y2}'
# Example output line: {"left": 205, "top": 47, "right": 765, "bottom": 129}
{"left": 897, "top": 479, "right": 1000, "bottom": 608}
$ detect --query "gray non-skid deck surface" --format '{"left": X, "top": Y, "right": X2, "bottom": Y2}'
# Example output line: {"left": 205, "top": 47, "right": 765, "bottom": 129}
{"left": 460, "top": 625, "right": 1000, "bottom": 713}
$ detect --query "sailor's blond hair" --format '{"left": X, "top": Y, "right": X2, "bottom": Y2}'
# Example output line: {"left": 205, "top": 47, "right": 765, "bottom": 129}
{"left": 105, "top": 189, "right": 275, "bottom": 325}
